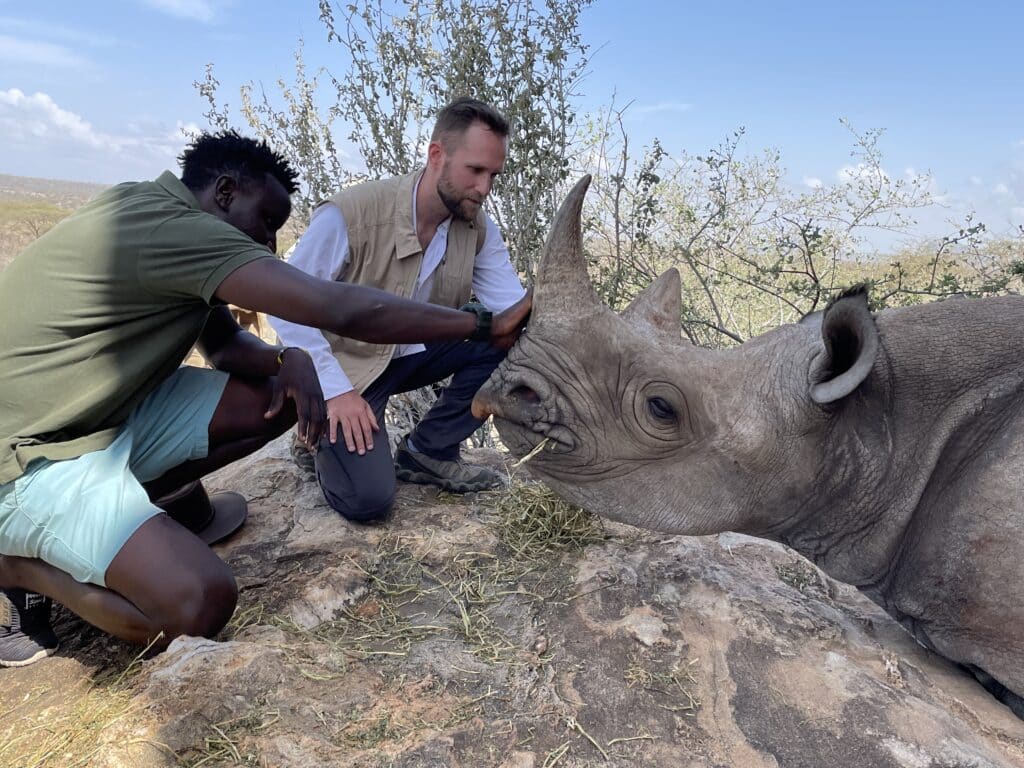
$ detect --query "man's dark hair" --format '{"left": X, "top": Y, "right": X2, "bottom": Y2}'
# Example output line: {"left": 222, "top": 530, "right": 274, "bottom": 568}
{"left": 178, "top": 130, "right": 300, "bottom": 194}
{"left": 431, "top": 97, "right": 509, "bottom": 150}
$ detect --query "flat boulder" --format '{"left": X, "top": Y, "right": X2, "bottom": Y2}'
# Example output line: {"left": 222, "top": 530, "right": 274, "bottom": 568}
{"left": 2, "top": 433, "right": 1022, "bottom": 766}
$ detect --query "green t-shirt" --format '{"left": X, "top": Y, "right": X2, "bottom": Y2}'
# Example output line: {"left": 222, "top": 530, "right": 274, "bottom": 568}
{"left": 0, "top": 171, "right": 271, "bottom": 484}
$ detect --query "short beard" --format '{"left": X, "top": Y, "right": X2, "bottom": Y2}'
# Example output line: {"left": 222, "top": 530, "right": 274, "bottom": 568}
{"left": 437, "top": 165, "right": 480, "bottom": 222}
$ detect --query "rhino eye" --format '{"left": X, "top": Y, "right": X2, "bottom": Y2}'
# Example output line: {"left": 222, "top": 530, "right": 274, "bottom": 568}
{"left": 647, "top": 396, "right": 677, "bottom": 423}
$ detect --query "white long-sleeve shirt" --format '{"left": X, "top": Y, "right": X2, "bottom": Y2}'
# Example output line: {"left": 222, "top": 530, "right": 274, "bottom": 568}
{"left": 269, "top": 184, "right": 526, "bottom": 400}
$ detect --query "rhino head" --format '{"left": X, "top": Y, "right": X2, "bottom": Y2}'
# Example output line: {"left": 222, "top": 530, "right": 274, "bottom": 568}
{"left": 473, "top": 176, "right": 881, "bottom": 541}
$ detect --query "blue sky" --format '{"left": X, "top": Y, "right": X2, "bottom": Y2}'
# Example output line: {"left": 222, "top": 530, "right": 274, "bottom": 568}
{"left": 3, "top": 0, "right": 1023, "bottom": 243}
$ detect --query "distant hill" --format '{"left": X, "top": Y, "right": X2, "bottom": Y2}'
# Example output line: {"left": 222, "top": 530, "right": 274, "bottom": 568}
{"left": 0, "top": 173, "right": 109, "bottom": 270}
{"left": 0, "top": 173, "right": 108, "bottom": 209}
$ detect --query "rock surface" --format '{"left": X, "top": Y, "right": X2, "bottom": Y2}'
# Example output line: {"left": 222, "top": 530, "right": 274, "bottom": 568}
{"left": 3, "top": 433, "right": 1023, "bottom": 767}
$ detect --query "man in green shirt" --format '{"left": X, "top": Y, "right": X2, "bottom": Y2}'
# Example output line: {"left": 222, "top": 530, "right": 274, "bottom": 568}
{"left": 0, "top": 130, "right": 531, "bottom": 666}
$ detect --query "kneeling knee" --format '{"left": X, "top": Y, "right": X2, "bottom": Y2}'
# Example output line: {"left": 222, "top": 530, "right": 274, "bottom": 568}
{"left": 161, "top": 571, "right": 238, "bottom": 639}
{"left": 322, "top": 483, "right": 395, "bottom": 524}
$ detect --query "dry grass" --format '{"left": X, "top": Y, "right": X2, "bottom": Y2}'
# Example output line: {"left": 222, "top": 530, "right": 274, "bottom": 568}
{"left": 0, "top": 637, "right": 160, "bottom": 768}
{"left": 176, "top": 707, "right": 277, "bottom": 767}
{"left": 163, "top": 481, "right": 606, "bottom": 765}
{"left": 322, "top": 483, "right": 604, "bottom": 665}
{"left": 0, "top": 681, "right": 141, "bottom": 767}
{"left": 486, "top": 480, "right": 607, "bottom": 559}
{"left": 624, "top": 652, "right": 701, "bottom": 715}
{"left": 302, "top": 541, "right": 524, "bottom": 665}
{"left": 240, "top": 500, "right": 591, "bottom": 676}
{"left": 0, "top": 630, "right": 273, "bottom": 767}
{"left": 0, "top": 199, "right": 71, "bottom": 270}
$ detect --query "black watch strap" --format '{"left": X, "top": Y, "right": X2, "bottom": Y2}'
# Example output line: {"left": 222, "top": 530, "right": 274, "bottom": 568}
{"left": 461, "top": 302, "right": 493, "bottom": 342}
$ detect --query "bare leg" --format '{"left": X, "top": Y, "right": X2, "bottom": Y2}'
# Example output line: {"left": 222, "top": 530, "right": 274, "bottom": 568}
{"left": 144, "top": 375, "right": 296, "bottom": 499}
{"left": 0, "top": 514, "right": 236, "bottom": 647}
{"left": 0, "top": 555, "right": 151, "bottom": 641}
{"left": 1, "top": 374, "right": 298, "bottom": 648}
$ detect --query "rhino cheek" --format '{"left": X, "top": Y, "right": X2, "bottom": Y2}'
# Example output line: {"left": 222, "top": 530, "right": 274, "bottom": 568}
{"left": 539, "top": 470, "right": 686, "bottom": 533}
{"left": 541, "top": 452, "right": 754, "bottom": 536}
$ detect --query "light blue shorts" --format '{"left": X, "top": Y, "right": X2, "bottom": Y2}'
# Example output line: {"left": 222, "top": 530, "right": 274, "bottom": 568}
{"left": 0, "top": 367, "right": 229, "bottom": 587}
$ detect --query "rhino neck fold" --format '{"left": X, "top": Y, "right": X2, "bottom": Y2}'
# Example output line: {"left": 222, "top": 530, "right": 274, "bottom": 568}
{"left": 777, "top": 313, "right": 1024, "bottom": 594}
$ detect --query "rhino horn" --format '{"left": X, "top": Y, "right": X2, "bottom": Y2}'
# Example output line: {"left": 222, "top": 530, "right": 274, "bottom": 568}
{"left": 621, "top": 268, "right": 683, "bottom": 339}
{"left": 534, "top": 175, "right": 603, "bottom": 316}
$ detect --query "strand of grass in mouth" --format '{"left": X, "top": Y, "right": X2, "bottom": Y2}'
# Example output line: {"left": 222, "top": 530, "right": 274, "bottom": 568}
{"left": 511, "top": 437, "right": 550, "bottom": 468}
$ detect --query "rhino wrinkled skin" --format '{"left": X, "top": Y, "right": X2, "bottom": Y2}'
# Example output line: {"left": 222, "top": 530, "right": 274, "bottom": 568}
{"left": 473, "top": 175, "right": 1024, "bottom": 715}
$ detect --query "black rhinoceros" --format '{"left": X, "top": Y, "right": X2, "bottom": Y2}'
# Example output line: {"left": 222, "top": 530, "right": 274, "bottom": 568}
{"left": 473, "top": 176, "right": 1024, "bottom": 715}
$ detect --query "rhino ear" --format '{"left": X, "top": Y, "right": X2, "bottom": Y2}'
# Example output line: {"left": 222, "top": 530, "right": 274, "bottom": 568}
{"left": 621, "top": 268, "right": 683, "bottom": 339}
{"left": 809, "top": 286, "right": 879, "bottom": 405}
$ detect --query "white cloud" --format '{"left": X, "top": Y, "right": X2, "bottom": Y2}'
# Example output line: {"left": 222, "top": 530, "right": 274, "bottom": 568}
{"left": 0, "top": 89, "right": 106, "bottom": 148}
{"left": 0, "top": 34, "right": 89, "bottom": 68}
{"left": 629, "top": 101, "right": 692, "bottom": 117}
{"left": 992, "top": 182, "right": 1011, "bottom": 197}
{"left": 803, "top": 176, "right": 823, "bottom": 189}
{"left": 969, "top": 175, "right": 983, "bottom": 186}
{"left": 0, "top": 89, "right": 190, "bottom": 182}
{"left": 139, "top": 0, "right": 233, "bottom": 23}
{"left": 837, "top": 163, "right": 890, "bottom": 184}
{"left": 177, "top": 120, "right": 203, "bottom": 139}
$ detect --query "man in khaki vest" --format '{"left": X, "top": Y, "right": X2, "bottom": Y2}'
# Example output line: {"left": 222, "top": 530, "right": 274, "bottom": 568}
{"left": 270, "top": 98, "right": 526, "bottom": 522}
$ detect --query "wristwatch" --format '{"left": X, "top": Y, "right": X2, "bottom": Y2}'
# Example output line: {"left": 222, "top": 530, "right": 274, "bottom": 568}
{"left": 276, "top": 346, "right": 304, "bottom": 369}
{"left": 460, "top": 302, "right": 493, "bottom": 342}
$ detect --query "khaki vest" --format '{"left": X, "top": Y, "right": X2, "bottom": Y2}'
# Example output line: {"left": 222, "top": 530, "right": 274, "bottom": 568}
{"left": 321, "top": 170, "right": 486, "bottom": 392}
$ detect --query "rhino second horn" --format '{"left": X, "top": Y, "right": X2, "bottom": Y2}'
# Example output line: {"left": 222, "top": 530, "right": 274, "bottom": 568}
{"left": 621, "top": 268, "right": 683, "bottom": 339}
{"left": 534, "top": 175, "right": 604, "bottom": 317}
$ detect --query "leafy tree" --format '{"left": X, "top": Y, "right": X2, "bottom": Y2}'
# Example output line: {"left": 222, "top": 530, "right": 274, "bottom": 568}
{"left": 316, "top": 0, "right": 590, "bottom": 275}
{"left": 199, "top": 0, "right": 592, "bottom": 275}
{"left": 576, "top": 111, "right": 1023, "bottom": 348}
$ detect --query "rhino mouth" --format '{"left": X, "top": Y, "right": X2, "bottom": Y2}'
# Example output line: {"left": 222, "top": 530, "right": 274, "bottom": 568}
{"left": 493, "top": 416, "right": 577, "bottom": 456}
{"left": 473, "top": 391, "right": 576, "bottom": 457}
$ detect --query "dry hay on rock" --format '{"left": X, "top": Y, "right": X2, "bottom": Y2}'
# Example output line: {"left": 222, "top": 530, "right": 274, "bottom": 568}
{"left": 486, "top": 480, "right": 607, "bottom": 560}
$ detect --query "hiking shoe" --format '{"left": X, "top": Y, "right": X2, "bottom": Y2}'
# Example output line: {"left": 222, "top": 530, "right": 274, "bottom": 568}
{"left": 393, "top": 436, "right": 503, "bottom": 493}
{"left": 0, "top": 588, "right": 59, "bottom": 667}
{"left": 290, "top": 431, "right": 316, "bottom": 478}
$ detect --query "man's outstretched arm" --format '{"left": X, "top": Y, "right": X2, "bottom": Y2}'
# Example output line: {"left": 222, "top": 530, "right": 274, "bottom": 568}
{"left": 215, "top": 257, "right": 532, "bottom": 345}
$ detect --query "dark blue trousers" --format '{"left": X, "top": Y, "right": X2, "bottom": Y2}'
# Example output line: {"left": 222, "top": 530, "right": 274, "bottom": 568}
{"left": 314, "top": 340, "right": 506, "bottom": 522}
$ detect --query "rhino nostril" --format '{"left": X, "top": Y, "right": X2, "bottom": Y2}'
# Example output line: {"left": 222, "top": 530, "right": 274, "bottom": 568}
{"left": 509, "top": 384, "right": 541, "bottom": 404}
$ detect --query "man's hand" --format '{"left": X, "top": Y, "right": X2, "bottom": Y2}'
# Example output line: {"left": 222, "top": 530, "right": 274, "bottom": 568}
{"left": 265, "top": 348, "right": 325, "bottom": 447}
{"left": 327, "top": 390, "right": 379, "bottom": 455}
{"left": 490, "top": 289, "right": 533, "bottom": 350}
